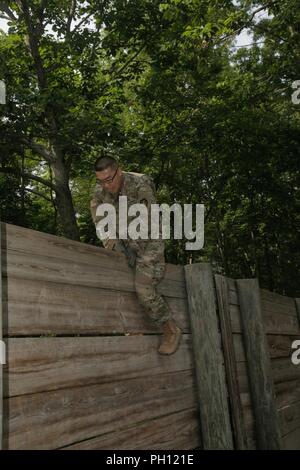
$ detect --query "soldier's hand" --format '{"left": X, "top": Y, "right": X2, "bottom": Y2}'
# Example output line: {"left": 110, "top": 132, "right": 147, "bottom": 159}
{"left": 90, "top": 199, "right": 98, "bottom": 223}
{"left": 105, "top": 239, "right": 117, "bottom": 250}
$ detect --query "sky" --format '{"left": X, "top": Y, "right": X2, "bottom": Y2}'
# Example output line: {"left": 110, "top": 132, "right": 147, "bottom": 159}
{"left": 0, "top": 8, "right": 270, "bottom": 52}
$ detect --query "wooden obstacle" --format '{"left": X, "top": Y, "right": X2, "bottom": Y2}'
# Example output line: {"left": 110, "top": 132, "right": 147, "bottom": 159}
{"left": 0, "top": 222, "right": 299, "bottom": 449}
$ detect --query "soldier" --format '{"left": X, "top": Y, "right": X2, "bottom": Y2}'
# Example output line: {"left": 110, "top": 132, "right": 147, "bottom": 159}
{"left": 90, "top": 156, "right": 182, "bottom": 355}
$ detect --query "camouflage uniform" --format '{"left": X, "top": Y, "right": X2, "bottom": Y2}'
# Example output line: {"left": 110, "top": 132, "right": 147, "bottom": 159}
{"left": 90, "top": 171, "right": 172, "bottom": 326}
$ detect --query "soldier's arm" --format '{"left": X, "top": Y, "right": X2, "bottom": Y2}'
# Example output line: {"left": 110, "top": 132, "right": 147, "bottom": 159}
{"left": 90, "top": 185, "right": 116, "bottom": 250}
{"left": 137, "top": 175, "right": 157, "bottom": 207}
{"left": 90, "top": 182, "right": 104, "bottom": 223}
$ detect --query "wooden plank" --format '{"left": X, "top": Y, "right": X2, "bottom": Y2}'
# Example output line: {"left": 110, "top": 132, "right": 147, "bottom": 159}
{"left": 4, "top": 222, "right": 184, "bottom": 282}
{"left": 215, "top": 275, "right": 246, "bottom": 449}
{"left": 62, "top": 408, "right": 201, "bottom": 450}
{"left": 267, "top": 335, "right": 300, "bottom": 359}
{"left": 5, "top": 369, "right": 198, "bottom": 450}
{"left": 237, "top": 360, "right": 300, "bottom": 394}
{"left": 282, "top": 427, "right": 300, "bottom": 450}
{"left": 279, "top": 400, "right": 300, "bottom": 437}
{"left": 261, "top": 298, "right": 297, "bottom": 317}
{"left": 260, "top": 289, "right": 297, "bottom": 309}
{"left": 233, "top": 334, "right": 300, "bottom": 362}
{"left": 243, "top": 381, "right": 300, "bottom": 429}
{"left": 237, "top": 278, "right": 282, "bottom": 449}
{"left": 226, "top": 278, "right": 236, "bottom": 291}
{"left": 2, "top": 250, "right": 186, "bottom": 299}
{"left": 261, "top": 310, "right": 299, "bottom": 335}
{"left": 242, "top": 402, "right": 300, "bottom": 450}
{"left": 230, "top": 303, "right": 299, "bottom": 335}
{"left": 241, "top": 404, "right": 257, "bottom": 449}
{"left": 5, "top": 335, "right": 194, "bottom": 397}
{"left": 2, "top": 222, "right": 186, "bottom": 297}
{"left": 242, "top": 379, "right": 300, "bottom": 410}
{"left": 242, "top": 380, "right": 300, "bottom": 449}
{"left": 229, "top": 289, "right": 239, "bottom": 306}
{"left": 184, "top": 263, "right": 233, "bottom": 449}
{"left": 271, "top": 357, "right": 300, "bottom": 384}
{"left": 3, "top": 277, "right": 190, "bottom": 336}
{"left": 275, "top": 379, "right": 300, "bottom": 408}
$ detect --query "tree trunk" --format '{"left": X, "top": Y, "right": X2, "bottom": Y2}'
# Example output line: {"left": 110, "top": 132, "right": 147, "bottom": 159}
{"left": 16, "top": 1, "right": 80, "bottom": 241}
{"left": 51, "top": 158, "right": 80, "bottom": 241}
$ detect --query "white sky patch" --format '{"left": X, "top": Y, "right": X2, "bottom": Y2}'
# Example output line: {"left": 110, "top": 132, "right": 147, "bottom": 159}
{"left": 0, "top": 14, "right": 97, "bottom": 38}
{"left": 234, "top": 8, "right": 273, "bottom": 50}
{"left": 235, "top": 28, "right": 253, "bottom": 48}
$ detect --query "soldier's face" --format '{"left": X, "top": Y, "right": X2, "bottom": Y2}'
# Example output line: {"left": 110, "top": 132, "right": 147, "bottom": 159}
{"left": 96, "top": 166, "right": 123, "bottom": 194}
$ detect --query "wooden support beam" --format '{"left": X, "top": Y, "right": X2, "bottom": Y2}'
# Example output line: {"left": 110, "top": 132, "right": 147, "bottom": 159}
{"left": 215, "top": 275, "right": 246, "bottom": 449}
{"left": 236, "top": 279, "right": 282, "bottom": 450}
{"left": 184, "top": 263, "right": 233, "bottom": 449}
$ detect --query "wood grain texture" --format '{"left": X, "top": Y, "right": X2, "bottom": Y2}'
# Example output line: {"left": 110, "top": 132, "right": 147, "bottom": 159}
{"left": 279, "top": 400, "right": 300, "bottom": 437}
{"left": 7, "top": 333, "right": 294, "bottom": 405}
{"left": 233, "top": 334, "right": 300, "bottom": 362}
{"left": 230, "top": 303, "right": 299, "bottom": 335}
{"left": 243, "top": 394, "right": 300, "bottom": 449}
{"left": 237, "top": 279, "right": 282, "bottom": 449}
{"left": 241, "top": 404, "right": 256, "bottom": 449}
{"left": 3, "top": 277, "right": 190, "bottom": 336}
{"left": 2, "top": 223, "right": 186, "bottom": 299}
{"left": 4, "top": 335, "right": 194, "bottom": 397}
{"left": 282, "top": 427, "right": 300, "bottom": 450}
{"left": 62, "top": 408, "right": 201, "bottom": 450}
{"left": 3, "top": 223, "right": 299, "bottom": 449}
{"left": 184, "top": 263, "right": 233, "bottom": 449}
{"left": 240, "top": 388, "right": 300, "bottom": 449}
{"left": 260, "top": 289, "right": 297, "bottom": 311}
{"left": 243, "top": 379, "right": 300, "bottom": 410}
{"left": 237, "top": 359, "right": 300, "bottom": 394}
{"left": 215, "top": 275, "right": 246, "bottom": 449}
{"left": 2, "top": 250, "right": 186, "bottom": 299}
{"left": 4, "top": 370, "right": 198, "bottom": 450}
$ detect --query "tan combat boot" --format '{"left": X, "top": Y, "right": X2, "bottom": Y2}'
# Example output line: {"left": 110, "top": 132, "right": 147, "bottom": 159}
{"left": 158, "top": 319, "right": 182, "bottom": 355}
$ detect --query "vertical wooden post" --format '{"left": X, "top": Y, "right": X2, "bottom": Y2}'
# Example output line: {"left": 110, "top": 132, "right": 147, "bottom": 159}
{"left": 236, "top": 279, "right": 282, "bottom": 450}
{"left": 184, "top": 263, "right": 233, "bottom": 449}
{"left": 215, "top": 275, "right": 246, "bottom": 449}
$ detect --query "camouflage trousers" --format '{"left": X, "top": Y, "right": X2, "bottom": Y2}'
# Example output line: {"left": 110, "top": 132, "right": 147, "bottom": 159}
{"left": 134, "top": 241, "right": 172, "bottom": 327}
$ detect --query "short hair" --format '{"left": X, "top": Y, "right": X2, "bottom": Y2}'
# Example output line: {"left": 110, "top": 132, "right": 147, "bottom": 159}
{"left": 94, "top": 156, "right": 118, "bottom": 172}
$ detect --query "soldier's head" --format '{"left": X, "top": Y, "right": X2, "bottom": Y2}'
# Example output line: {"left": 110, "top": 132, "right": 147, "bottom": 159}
{"left": 94, "top": 155, "right": 123, "bottom": 194}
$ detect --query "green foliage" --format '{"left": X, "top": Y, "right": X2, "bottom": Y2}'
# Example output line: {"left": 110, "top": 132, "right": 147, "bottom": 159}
{"left": 0, "top": 0, "right": 299, "bottom": 296}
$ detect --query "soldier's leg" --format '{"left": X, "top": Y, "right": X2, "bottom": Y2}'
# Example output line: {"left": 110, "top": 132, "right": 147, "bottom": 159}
{"left": 134, "top": 243, "right": 181, "bottom": 354}
{"left": 134, "top": 260, "right": 171, "bottom": 326}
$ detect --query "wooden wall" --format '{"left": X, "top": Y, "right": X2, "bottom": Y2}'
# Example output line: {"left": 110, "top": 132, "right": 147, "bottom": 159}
{"left": 226, "top": 278, "right": 300, "bottom": 449}
{"left": 1, "top": 223, "right": 201, "bottom": 450}
{"left": 1, "top": 222, "right": 299, "bottom": 450}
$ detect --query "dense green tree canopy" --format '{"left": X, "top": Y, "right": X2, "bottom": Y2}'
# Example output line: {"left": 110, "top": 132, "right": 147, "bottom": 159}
{"left": 0, "top": 0, "right": 299, "bottom": 296}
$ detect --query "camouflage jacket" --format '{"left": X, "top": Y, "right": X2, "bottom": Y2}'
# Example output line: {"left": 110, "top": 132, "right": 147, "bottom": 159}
{"left": 90, "top": 171, "right": 164, "bottom": 257}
